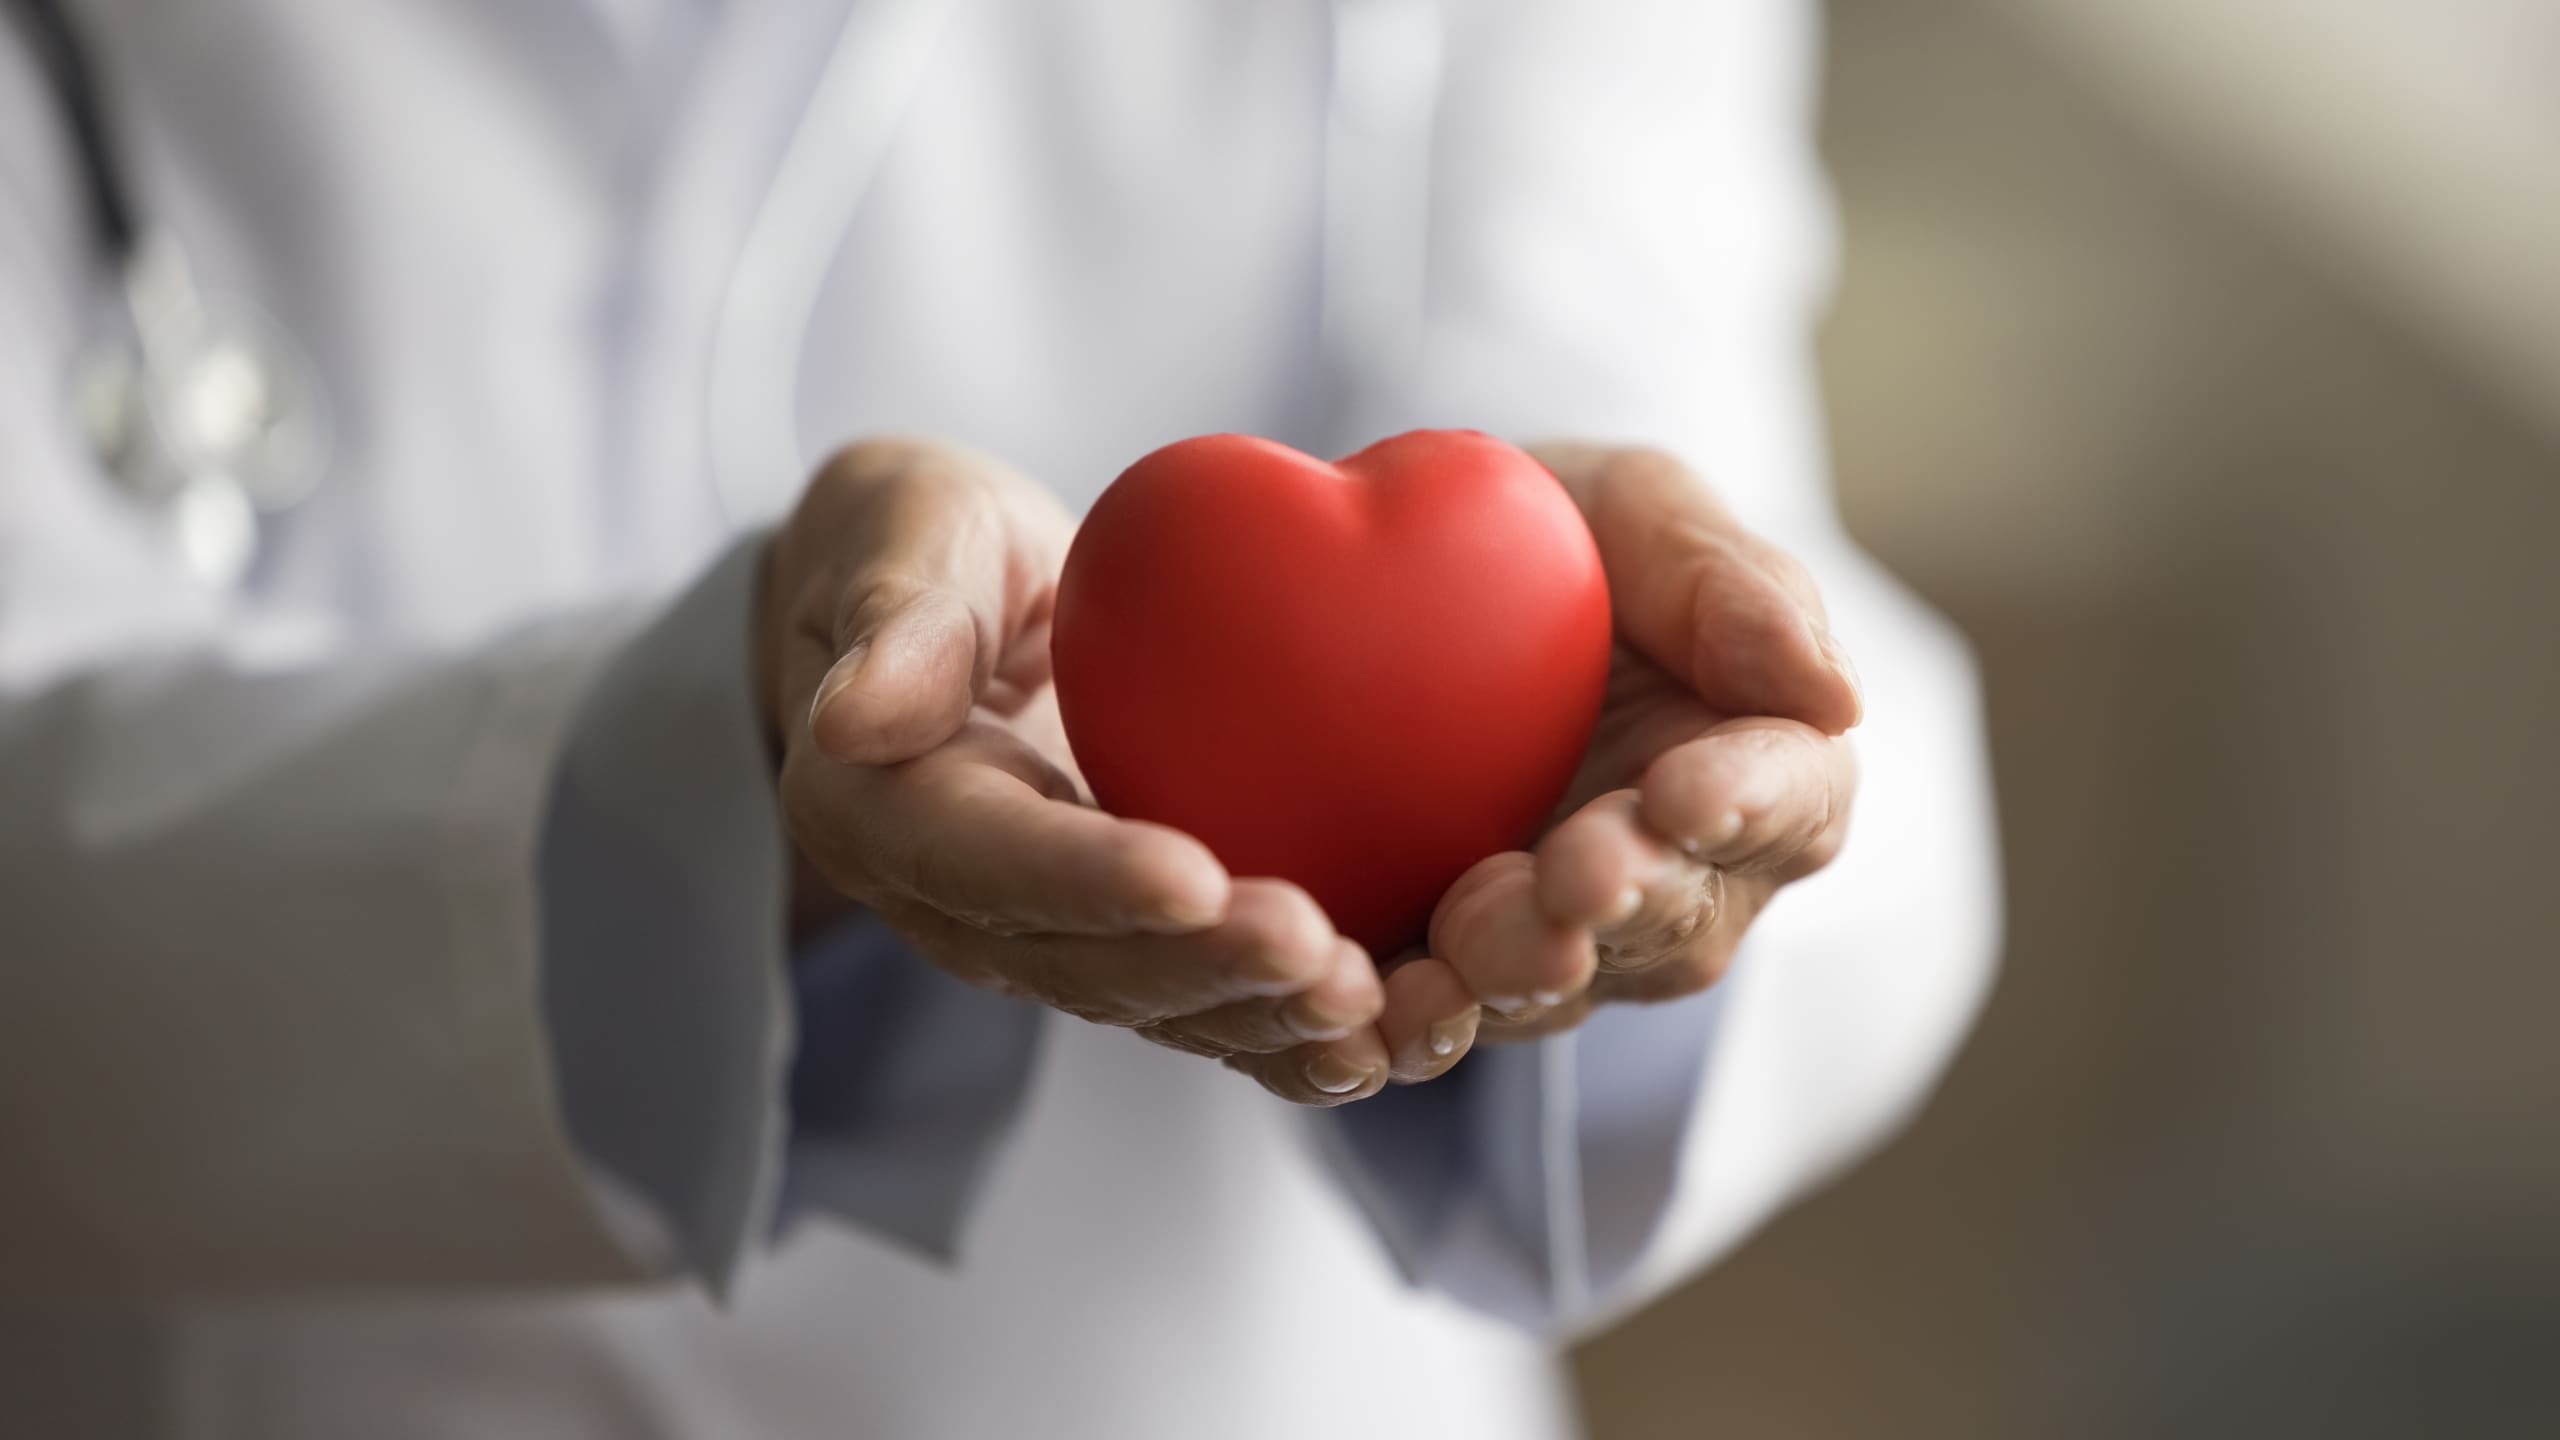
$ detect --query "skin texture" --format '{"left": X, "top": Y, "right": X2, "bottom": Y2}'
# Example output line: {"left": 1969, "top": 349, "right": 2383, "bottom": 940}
{"left": 1432, "top": 443, "right": 1862, "bottom": 1043}
{"left": 756, "top": 437, "right": 1861, "bottom": 1105}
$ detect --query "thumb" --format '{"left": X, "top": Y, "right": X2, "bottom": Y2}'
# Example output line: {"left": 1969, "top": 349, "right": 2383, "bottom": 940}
{"left": 1532, "top": 441, "right": 1863, "bottom": 735}
{"left": 808, "top": 585, "right": 991, "bottom": 766}
{"left": 795, "top": 453, "right": 1039, "bottom": 766}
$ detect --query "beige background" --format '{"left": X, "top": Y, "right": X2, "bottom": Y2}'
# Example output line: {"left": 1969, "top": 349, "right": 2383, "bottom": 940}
{"left": 1573, "top": 2, "right": 2560, "bottom": 1434}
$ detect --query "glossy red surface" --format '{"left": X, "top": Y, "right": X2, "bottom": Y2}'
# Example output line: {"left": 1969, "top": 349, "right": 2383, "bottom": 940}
{"left": 1053, "top": 430, "right": 1612, "bottom": 955}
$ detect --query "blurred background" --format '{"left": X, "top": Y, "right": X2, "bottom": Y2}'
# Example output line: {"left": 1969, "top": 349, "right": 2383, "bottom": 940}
{"left": 1575, "top": 1, "right": 2560, "bottom": 1435}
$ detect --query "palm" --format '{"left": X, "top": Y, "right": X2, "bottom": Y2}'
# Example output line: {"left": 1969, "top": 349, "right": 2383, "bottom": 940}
{"left": 1416, "top": 444, "right": 1867, "bottom": 1044}
{"left": 1553, "top": 644, "right": 1728, "bottom": 822}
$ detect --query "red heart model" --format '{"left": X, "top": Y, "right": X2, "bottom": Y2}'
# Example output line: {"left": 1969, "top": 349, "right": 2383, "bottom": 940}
{"left": 1052, "top": 430, "right": 1613, "bottom": 956}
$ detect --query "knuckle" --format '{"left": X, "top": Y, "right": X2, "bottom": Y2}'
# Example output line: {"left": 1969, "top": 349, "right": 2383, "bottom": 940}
{"left": 1754, "top": 544, "right": 1821, "bottom": 606}
{"left": 1678, "top": 530, "right": 1780, "bottom": 651}
{"left": 1730, "top": 721, "right": 1815, "bottom": 782}
{"left": 1784, "top": 812, "right": 1852, "bottom": 881}
{"left": 1223, "top": 884, "right": 1333, "bottom": 982}
{"left": 831, "top": 573, "right": 917, "bottom": 646}
{"left": 819, "top": 435, "right": 933, "bottom": 491}
{"left": 1612, "top": 939, "right": 1736, "bottom": 1003}
{"left": 1210, "top": 1004, "right": 1302, "bottom": 1055}
{"left": 1023, "top": 943, "right": 1158, "bottom": 1027}
{"left": 1427, "top": 857, "right": 1523, "bottom": 961}
{"left": 900, "top": 904, "right": 1185, "bottom": 1031}
{"left": 1597, "top": 444, "right": 1695, "bottom": 499}
{"left": 1222, "top": 1051, "right": 1302, "bottom": 1100}
{"left": 1594, "top": 929, "right": 1674, "bottom": 973}
{"left": 781, "top": 569, "right": 842, "bottom": 654}
{"left": 1597, "top": 868, "right": 1723, "bottom": 971}
{"left": 815, "top": 438, "right": 1000, "bottom": 541}
{"left": 1138, "top": 1021, "right": 1229, "bottom": 1059}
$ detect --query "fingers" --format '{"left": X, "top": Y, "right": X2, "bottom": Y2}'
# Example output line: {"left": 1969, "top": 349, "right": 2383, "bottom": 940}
{"left": 1528, "top": 721, "right": 1855, "bottom": 1008}
{"left": 1529, "top": 442, "right": 1862, "bottom": 736}
{"left": 775, "top": 440, "right": 1067, "bottom": 767}
{"left": 1140, "top": 932, "right": 1483, "bottom": 1094}
{"left": 1058, "top": 880, "right": 1341, "bottom": 1017}
{"left": 1533, "top": 787, "right": 1656, "bottom": 931}
{"left": 785, "top": 720, "right": 1229, "bottom": 936}
{"left": 1375, "top": 956, "right": 1480, "bottom": 1082}
{"left": 918, "top": 878, "right": 1406, "bottom": 1109}
{"left": 1533, "top": 789, "right": 1721, "bottom": 975}
{"left": 1637, "top": 717, "right": 1858, "bottom": 882}
{"left": 1429, "top": 853, "right": 1596, "bottom": 1018}
{"left": 766, "top": 439, "right": 1442, "bottom": 1109}
{"left": 904, "top": 879, "right": 1345, "bottom": 1029}
{"left": 1141, "top": 936, "right": 1385, "bottom": 1053}
{"left": 808, "top": 587, "right": 993, "bottom": 767}
{"left": 1223, "top": 1030, "right": 1393, "bottom": 1108}
{"left": 901, "top": 868, "right": 1412, "bottom": 1111}
{"left": 1181, "top": 947, "right": 1484, "bottom": 1086}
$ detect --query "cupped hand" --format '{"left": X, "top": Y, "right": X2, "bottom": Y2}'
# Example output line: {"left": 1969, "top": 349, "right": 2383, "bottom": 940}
{"left": 1423, "top": 443, "right": 1864, "bottom": 1040}
{"left": 757, "top": 437, "right": 1474, "bottom": 1104}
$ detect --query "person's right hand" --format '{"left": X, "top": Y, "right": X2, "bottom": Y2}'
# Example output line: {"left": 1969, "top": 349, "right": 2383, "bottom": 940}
{"left": 756, "top": 438, "right": 1482, "bottom": 1105}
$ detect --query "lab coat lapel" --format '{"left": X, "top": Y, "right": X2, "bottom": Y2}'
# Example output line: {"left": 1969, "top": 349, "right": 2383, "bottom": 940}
{"left": 595, "top": 0, "right": 935, "bottom": 582}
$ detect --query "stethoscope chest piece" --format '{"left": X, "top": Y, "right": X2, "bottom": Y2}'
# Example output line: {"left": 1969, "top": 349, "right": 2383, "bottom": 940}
{"left": 15, "top": 0, "right": 328, "bottom": 589}
{"left": 72, "top": 235, "right": 327, "bottom": 588}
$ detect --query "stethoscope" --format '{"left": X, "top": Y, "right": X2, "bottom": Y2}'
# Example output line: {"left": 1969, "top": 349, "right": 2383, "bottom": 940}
{"left": 17, "top": 0, "right": 1437, "bottom": 583}
{"left": 11, "top": 0, "right": 327, "bottom": 590}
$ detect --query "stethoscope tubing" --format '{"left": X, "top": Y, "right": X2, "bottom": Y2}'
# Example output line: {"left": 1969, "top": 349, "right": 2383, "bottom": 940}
{"left": 6, "top": 0, "right": 139, "bottom": 262}
{"left": 18, "top": 0, "right": 1446, "bottom": 583}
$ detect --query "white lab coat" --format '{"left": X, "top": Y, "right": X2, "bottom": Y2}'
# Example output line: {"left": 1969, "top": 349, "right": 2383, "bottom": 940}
{"left": 0, "top": 1, "right": 2000, "bottom": 1436}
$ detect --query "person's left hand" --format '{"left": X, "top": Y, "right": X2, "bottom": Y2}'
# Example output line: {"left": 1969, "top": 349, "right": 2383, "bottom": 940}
{"left": 1411, "top": 442, "right": 1864, "bottom": 1044}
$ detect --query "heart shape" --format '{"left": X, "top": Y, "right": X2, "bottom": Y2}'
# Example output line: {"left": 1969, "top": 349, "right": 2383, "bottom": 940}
{"left": 1053, "top": 430, "right": 1612, "bottom": 955}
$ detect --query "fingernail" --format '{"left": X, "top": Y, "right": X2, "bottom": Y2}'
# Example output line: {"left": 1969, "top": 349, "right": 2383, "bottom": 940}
{"left": 1606, "top": 885, "right": 1642, "bottom": 924}
{"left": 807, "top": 645, "right": 869, "bottom": 728}
{"left": 1426, "top": 1011, "right": 1477, "bottom": 1059}
{"left": 1706, "top": 809, "right": 1745, "bottom": 851}
{"left": 1477, "top": 994, "right": 1528, "bottom": 1016}
{"left": 1530, "top": 988, "right": 1566, "bottom": 1008}
{"left": 1304, "top": 1051, "right": 1375, "bottom": 1095}
{"left": 1284, "top": 995, "right": 1356, "bottom": 1043}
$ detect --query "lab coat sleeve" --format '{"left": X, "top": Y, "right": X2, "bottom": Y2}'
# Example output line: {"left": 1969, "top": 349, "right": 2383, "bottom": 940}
{"left": 0, "top": 47, "right": 652, "bottom": 1292}
{"left": 0, "top": 522, "right": 661, "bottom": 1290}
{"left": 538, "top": 535, "right": 1045, "bottom": 1283}
{"left": 771, "top": 913, "right": 1044, "bottom": 1256}
{"left": 1308, "top": 0, "right": 2002, "bottom": 1336}
{"left": 1, "top": 17, "right": 1046, "bottom": 1291}
{"left": 530, "top": 536, "right": 794, "bottom": 1291}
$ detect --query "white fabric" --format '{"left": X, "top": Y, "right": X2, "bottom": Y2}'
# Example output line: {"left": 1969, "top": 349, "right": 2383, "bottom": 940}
{"left": 0, "top": 0, "right": 2000, "bottom": 1435}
